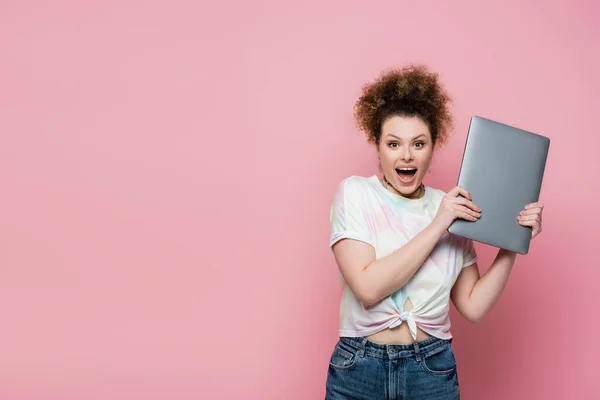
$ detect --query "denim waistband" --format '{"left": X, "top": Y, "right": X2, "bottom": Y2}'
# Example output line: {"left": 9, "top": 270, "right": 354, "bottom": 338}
{"left": 339, "top": 336, "right": 452, "bottom": 360}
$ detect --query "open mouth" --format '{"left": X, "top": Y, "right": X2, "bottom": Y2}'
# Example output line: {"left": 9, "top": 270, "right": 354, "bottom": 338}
{"left": 395, "top": 167, "right": 417, "bottom": 182}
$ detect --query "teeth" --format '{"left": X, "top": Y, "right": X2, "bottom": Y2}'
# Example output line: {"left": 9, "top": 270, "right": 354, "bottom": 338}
{"left": 397, "top": 168, "right": 416, "bottom": 171}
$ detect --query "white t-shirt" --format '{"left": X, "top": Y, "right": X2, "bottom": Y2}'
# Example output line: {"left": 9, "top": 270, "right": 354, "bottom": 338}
{"left": 329, "top": 175, "right": 477, "bottom": 340}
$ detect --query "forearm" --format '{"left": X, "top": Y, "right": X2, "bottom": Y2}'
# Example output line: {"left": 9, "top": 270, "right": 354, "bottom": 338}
{"left": 466, "top": 249, "right": 517, "bottom": 321}
{"left": 360, "top": 224, "right": 445, "bottom": 306}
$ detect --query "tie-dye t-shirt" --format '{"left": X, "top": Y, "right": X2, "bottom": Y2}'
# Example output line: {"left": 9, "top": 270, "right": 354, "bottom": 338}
{"left": 329, "top": 175, "right": 477, "bottom": 340}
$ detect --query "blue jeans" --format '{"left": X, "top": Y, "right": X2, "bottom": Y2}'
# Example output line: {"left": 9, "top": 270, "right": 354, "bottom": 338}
{"left": 325, "top": 336, "right": 460, "bottom": 400}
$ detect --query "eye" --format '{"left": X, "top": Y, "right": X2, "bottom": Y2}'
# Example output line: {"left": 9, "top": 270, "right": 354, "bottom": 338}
{"left": 414, "top": 141, "right": 425, "bottom": 149}
{"left": 388, "top": 142, "right": 399, "bottom": 148}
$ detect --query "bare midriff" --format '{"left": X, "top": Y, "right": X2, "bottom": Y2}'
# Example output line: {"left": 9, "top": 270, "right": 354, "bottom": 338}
{"left": 366, "top": 323, "right": 432, "bottom": 344}
{"left": 365, "top": 298, "right": 433, "bottom": 344}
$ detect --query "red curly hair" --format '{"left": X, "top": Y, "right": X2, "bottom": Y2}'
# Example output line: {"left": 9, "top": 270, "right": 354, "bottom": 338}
{"left": 353, "top": 64, "right": 454, "bottom": 148}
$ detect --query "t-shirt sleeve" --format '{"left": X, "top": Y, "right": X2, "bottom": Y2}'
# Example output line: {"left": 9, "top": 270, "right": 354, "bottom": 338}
{"left": 462, "top": 238, "right": 478, "bottom": 268}
{"left": 329, "top": 177, "right": 375, "bottom": 249}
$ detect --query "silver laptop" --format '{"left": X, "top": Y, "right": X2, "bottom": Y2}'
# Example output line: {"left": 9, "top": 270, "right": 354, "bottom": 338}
{"left": 448, "top": 115, "right": 550, "bottom": 254}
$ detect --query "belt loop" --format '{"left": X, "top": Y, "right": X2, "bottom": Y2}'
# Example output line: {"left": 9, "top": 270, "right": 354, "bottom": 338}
{"left": 356, "top": 337, "right": 367, "bottom": 358}
{"left": 414, "top": 342, "right": 421, "bottom": 362}
{"left": 357, "top": 337, "right": 366, "bottom": 357}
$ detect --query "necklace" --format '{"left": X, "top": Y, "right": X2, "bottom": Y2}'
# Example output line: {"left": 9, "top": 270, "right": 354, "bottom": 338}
{"left": 382, "top": 175, "right": 424, "bottom": 199}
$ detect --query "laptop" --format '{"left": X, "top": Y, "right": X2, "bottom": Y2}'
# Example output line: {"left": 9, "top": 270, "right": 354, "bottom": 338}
{"left": 448, "top": 115, "right": 550, "bottom": 254}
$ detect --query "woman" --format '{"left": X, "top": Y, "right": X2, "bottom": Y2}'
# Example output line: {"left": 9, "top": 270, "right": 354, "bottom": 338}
{"left": 325, "top": 65, "right": 544, "bottom": 399}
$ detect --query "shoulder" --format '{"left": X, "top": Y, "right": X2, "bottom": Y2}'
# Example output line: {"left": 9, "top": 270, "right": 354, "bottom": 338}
{"left": 425, "top": 186, "right": 447, "bottom": 206}
{"left": 338, "top": 174, "right": 374, "bottom": 187}
{"left": 334, "top": 175, "right": 377, "bottom": 198}
{"left": 331, "top": 175, "right": 381, "bottom": 215}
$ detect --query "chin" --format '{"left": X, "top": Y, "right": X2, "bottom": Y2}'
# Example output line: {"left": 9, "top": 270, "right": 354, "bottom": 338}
{"left": 394, "top": 179, "right": 423, "bottom": 198}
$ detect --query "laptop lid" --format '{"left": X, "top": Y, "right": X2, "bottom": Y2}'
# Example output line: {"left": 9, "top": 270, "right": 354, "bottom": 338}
{"left": 448, "top": 115, "right": 550, "bottom": 254}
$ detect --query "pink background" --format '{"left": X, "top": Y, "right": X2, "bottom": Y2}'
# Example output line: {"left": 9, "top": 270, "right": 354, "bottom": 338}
{"left": 1, "top": 0, "right": 599, "bottom": 399}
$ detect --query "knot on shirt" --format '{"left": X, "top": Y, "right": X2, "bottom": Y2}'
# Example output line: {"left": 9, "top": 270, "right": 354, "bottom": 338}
{"left": 389, "top": 311, "right": 418, "bottom": 340}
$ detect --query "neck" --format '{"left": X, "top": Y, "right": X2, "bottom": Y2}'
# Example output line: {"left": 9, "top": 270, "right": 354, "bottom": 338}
{"left": 382, "top": 175, "right": 425, "bottom": 199}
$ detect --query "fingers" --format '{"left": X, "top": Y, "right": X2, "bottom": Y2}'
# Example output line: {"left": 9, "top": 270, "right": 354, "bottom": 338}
{"left": 517, "top": 218, "right": 540, "bottom": 228}
{"left": 443, "top": 187, "right": 480, "bottom": 222}
{"left": 454, "top": 196, "right": 481, "bottom": 212}
{"left": 518, "top": 213, "right": 541, "bottom": 223}
{"left": 519, "top": 207, "right": 543, "bottom": 232}
{"left": 519, "top": 203, "right": 544, "bottom": 237}
{"left": 525, "top": 202, "right": 544, "bottom": 210}
{"left": 448, "top": 186, "right": 472, "bottom": 200}
{"left": 520, "top": 207, "right": 543, "bottom": 217}
{"left": 518, "top": 216, "right": 542, "bottom": 238}
{"left": 454, "top": 205, "right": 481, "bottom": 221}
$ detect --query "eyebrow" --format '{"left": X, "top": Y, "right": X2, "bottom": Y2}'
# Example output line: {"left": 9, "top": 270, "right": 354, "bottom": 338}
{"left": 385, "top": 133, "right": 428, "bottom": 141}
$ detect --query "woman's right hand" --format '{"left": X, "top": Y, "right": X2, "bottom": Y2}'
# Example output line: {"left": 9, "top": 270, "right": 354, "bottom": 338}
{"left": 431, "top": 186, "right": 481, "bottom": 233}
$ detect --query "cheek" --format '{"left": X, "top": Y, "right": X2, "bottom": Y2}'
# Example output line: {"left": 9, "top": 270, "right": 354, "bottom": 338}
{"left": 417, "top": 151, "right": 433, "bottom": 170}
{"left": 378, "top": 149, "right": 395, "bottom": 168}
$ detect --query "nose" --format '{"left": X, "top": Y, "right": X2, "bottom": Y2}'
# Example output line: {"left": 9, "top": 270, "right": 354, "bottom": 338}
{"left": 400, "top": 145, "right": 413, "bottom": 162}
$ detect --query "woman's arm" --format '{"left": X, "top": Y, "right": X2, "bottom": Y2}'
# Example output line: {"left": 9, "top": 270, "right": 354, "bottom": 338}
{"left": 333, "top": 186, "right": 481, "bottom": 307}
{"left": 332, "top": 223, "right": 446, "bottom": 307}
{"left": 450, "top": 250, "right": 516, "bottom": 323}
{"left": 451, "top": 202, "right": 544, "bottom": 323}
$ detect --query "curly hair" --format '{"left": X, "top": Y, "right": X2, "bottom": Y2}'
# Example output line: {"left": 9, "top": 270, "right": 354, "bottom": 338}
{"left": 353, "top": 64, "right": 453, "bottom": 148}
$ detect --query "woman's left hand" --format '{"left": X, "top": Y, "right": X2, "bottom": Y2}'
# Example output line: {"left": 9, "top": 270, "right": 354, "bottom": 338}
{"left": 518, "top": 202, "right": 544, "bottom": 239}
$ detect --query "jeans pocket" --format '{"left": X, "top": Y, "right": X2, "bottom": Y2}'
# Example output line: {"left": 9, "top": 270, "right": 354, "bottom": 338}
{"left": 329, "top": 340, "right": 359, "bottom": 371}
{"left": 419, "top": 343, "right": 457, "bottom": 376}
